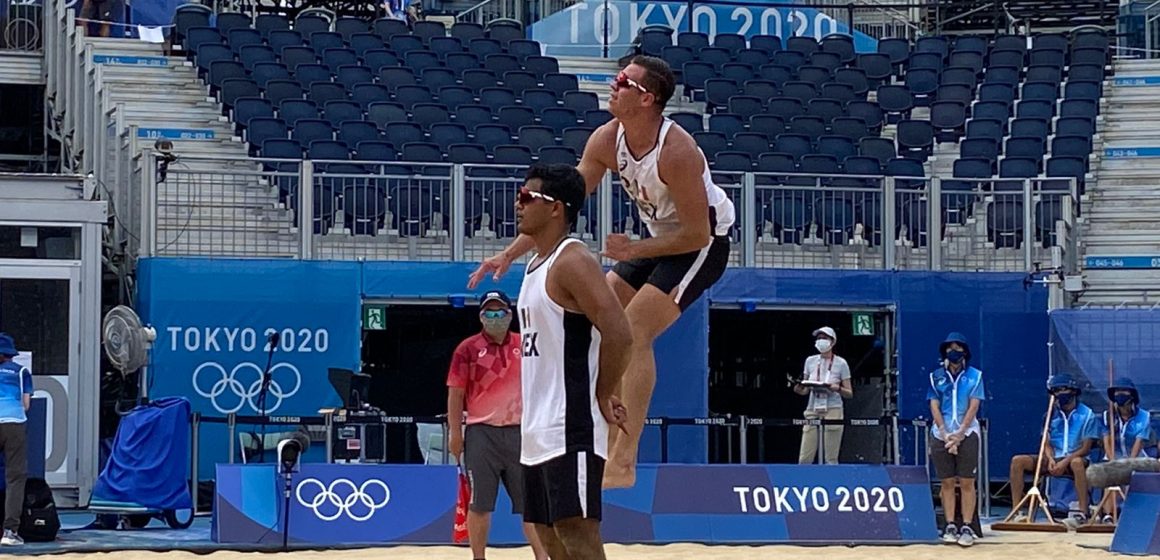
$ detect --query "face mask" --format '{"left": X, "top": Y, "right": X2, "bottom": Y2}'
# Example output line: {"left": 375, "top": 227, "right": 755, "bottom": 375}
{"left": 815, "top": 339, "right": 832, "bottom": 353}
{"left": 945, "top": 350, "right": 965, "bottom": 364}
{"left": 1054, "top": 392, "right": 1074, "bottom": 406}
{"left": 1113, "top": 394, "right": 1134, "bottom": 407}
{"left": 480, "top": 310, "right": 511, "bottom": 336}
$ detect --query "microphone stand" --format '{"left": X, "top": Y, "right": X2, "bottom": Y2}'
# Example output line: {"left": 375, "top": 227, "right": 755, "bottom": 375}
{"left": 257, "top": 333, "right": 279, "bottom": 463}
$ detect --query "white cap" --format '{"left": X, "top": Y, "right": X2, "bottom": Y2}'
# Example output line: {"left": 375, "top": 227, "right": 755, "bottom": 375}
{"left": 812, "top": 326, "right": 837, "bottom": 341}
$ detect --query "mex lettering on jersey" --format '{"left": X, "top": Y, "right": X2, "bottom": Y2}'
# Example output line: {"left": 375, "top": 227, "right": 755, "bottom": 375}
{"left": 620, "top": 176, "right": 659, "bottom": 220}
{"left": 519, "top": 307, "right": 539, "bottom": 357}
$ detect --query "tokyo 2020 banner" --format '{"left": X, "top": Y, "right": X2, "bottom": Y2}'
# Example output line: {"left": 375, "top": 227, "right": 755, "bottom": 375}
{"left": 215, "top": 464, "right": 937, "bottom": 545}
{"left": 138, "top": 259, "right": 361, "bottom": 472}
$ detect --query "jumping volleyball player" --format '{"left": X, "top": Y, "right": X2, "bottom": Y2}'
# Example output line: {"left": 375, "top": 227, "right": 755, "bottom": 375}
{"left": 469, "top": 55, "right": 735, "bottom": 489}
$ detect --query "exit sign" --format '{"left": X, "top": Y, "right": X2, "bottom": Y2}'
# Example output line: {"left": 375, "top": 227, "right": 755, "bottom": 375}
{"left": 851, "top": 313, "right": 874, "bottom": 336}
{"left": 363, "top": 305, "right": 386, "bottom": 331}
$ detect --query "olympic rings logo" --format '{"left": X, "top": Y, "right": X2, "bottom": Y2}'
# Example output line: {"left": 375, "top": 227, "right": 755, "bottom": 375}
{"left": 295, "top": 478, "right": 391, "bottom": 522}
{"left": 192, "top": 362, "right": 301, "bottom": 414}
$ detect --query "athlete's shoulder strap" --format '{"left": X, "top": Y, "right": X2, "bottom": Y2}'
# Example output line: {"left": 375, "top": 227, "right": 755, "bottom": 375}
{"left": 545, "top": 238, "right": 584, "bottom": 270}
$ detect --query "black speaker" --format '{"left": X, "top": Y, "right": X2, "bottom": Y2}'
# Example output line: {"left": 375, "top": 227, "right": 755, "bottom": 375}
{"left": 839, "top": 380, "right": 886, "bottom": 464}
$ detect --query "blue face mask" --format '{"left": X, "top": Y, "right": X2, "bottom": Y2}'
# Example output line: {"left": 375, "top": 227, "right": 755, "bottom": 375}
{"left": 945, "top": 350, "right": 965, "bottom": 364}
{"left": 1055, "top": 392, "right": 1075, "bottom": 406}
{"left": 1113, "top": 394, "right": 1134, "bottom": 407}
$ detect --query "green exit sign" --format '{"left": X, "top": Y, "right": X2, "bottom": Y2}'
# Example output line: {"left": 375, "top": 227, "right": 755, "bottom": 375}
{"left": 363, "top": 305, "right": 386, "bottom": 331}
{"left": 851, "top": 312, "right": 874, "bottom": 336}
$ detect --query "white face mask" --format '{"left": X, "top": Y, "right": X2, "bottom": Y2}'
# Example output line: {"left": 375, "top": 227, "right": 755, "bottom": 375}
{"left": 815, "top": 339, "right": 833, "bottom": 353}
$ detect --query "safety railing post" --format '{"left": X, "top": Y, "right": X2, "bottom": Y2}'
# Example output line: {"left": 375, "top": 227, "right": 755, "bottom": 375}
{"left": 191, "top": 412, "right": 200, "bottom": 516}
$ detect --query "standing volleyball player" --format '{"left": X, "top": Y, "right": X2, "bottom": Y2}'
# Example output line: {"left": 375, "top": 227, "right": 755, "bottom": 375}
{"left": 470, "top": 55, "right": 734, "bottom": 488}
{"left": 515, "top": 164, "right": 632, "bottom": 559}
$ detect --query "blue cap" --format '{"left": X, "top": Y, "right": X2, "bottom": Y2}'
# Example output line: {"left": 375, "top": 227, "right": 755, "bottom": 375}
{"left": 1108, "top": 377, "right": 1140, "bottom": 404}
{"left": 939, "top": 332, "right": 972, "bottom": 361}
{"left": 1047, "top": 374, "right": 1081, "bottom": 393}
{"left": 480, "top": 290, "right": 511, "bottom": 308}
{"left": 0, "top": 333, "right": 16, "bottom": 357}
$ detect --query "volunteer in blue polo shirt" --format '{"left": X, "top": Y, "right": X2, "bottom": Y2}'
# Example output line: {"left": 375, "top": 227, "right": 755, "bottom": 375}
{"left": 0, "top": 333, "right": 31, "bottom": 547}
{"left": 1010, "top": 374, "right": 1102, "bottom": 524}
{"left": 926, "top": 332, "right": 985, "bottom": 547}
{"left": 1103, "top": 377, "right": 1156, "bottom": 459}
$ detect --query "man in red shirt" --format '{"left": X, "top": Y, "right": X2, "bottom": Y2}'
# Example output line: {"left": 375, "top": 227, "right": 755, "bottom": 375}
{"left": 448, "top": 290, "right": 547, "bottom": 560}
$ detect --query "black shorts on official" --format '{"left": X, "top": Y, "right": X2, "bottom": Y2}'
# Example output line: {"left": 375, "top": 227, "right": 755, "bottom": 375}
{"left": 929, "top": 433, "right": 980, "bottom": 480}
{"left": 522, "top": 450, "right": 604, "bottom": 526}
{"left": 464, "top": 424, "right": 525, "bottom": 514}
{"left": 611, "top": 235, "right": 730, "bottom": 311}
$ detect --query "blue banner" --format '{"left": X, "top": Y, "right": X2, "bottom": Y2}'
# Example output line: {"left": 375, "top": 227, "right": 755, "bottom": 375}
{"left": 1111, "top": 473, "right": 1160, "bottom": 555}
{"left": 214, "top": 463, "right": 937, "bottom": 545}
{"left": 1114, "top": 76, "right": 1160, "bottom": 87}
{"left": 138, "top": 259, "right": 361, "bottom": 472}
{"left": 93, "top": 55, "right": 169, "bottom": 66}
{"left": 137, "top": 128, "right": 215, "bottom": 140}
{"left": 1084, "top": 256, "right": 1160, "bottom": 269}
{"left": 1105, "top": 147, "right": 1160, "bottom": 158}
{"left": 530, "top": 0, "right": 878, "bottom": 57}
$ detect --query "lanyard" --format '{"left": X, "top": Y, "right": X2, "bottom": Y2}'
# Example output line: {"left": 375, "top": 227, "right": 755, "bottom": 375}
{"left": 813, "top": 357, "right": 833, "bottom": 383}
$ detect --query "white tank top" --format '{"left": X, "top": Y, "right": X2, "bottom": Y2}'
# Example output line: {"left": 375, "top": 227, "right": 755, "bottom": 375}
{"left": 516, "top": 238, "right": 608, "bottom": 465}
{"left": 615, "top": 118, "right": 736, "bottom": 238}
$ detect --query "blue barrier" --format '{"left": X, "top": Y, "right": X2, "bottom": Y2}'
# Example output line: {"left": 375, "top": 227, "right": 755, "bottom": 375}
{"left": 213, "top": 463, "right": 937, "bottom": 545}
{"left": 1111, "top": 473, "right": 1160, "bottom": 555}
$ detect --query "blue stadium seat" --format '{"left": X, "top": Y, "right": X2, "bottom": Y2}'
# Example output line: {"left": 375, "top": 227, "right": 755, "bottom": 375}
{"left": 720, "top": 63, "right": 756, "bottom": 84}
{"left": 751, "top": 34, "right": 782, "bottom": 54}
{"left": 846, "top": 101, "right": 884, "bottom": 133}
{"left": 294, "top": 14, "right": 329, "bottom": 36}
{"left": 227, "top": 28, "right": 263, "bottom": 54}
{"left": 693, "top": 131, "right": 729, "bottom": 161}
{"left": 859, "top": 137, "right": 896, "bottom": 165}
{"left": 960, "top": 137, "right": 999, "bottom": 163}
{"left": 1022, "top": 81, "right": 1059, "bottom": 102}
{"left": 184, "top": 26, "right": 222, "bottom": 54}
{"left": 937, "top": 84, "right": 974, "bottom": 106}
{"left": 831, "top": 117, "right": 869, "bottom": 141}
{"left": 954, "top": 35, "right": 988, "bottom": 54}
{"left": 681, "top": 61, "right": 715, "bottom": 97}
{"left": 454, "top": 104, "right": 493, "bottom": 130}
{"left": 834, "top": 68, "right": 869, "bottom": 97}
{"left": 978, "top": 83, "right": 1015, "bottom": 104}
{"left": 661, "top": 45, "right": 695, "bottom": 80}
{"left": 320, "top": 49, "right": 358, "bottom": 74}
{"left": 462, "top": 69, "right": 499, "bottom": 93}
{"left": 1026, "top": 66, "right": 1062, "bottom": 84}
{"left": 984, "top": 66, "right": 1020, "bottom": 85}
{"left": 413, "top": 20, "right": 447, "bottom": 43}
{"left": 263, "top": 30, "right": 300, "bottom": 53}
{"left": 309, "top": 31, "right": 345, "bottom": 55}
{"left": 420, "top": 67, "right": 457, "bottom": 91}
{"left": 1030, "top": 49, "right": 1065, "bottom": 68}
{"left": 444, "top": 52, "right": 480, "bottom": 75}
{"left": 1059, "top": 98, "right": 1098, "bottom": 120}
{"left": 411, "top": 103, "right": 451, "bottom": 129}
{"left": 473, "top": 124, "right": 513, "bottom": 151}
{"left": 940, "top": 67, "right": 978, "bottom": 89}
{"left": 909, "top": 52, "right": 943, "bottom": 72}
{"left": 483, "top": 53, "right": 521, "bottom": 75}
{"left": 265, "top": 79, "right": 305, "bottom": 105}
{"left": 1006, "top": 136, "right": 1046, "bottom": 161}
{"left": 538, "top": 145, "right": 577, "bottom": 165}
{"left": 247, "top": 117, "right": 289, "bottom": 153}
{"left": 949, "top": 51, "right": 984, "bottom": 74}
{"left": 253, "top": 13, "right": 288, "bottom": 38}
{"left": 822, "top": 34, "right": 855, "bottom": 63}
{"left": 336, "top": 65, "right": 373, "bottom": 88}
{"left": 1065, "top": 80, "right": 1101, "bottom": 101}
{"left": 809, "top": 51, "right": 842, "bottom": 71}
{"left": 795, "top": 154, "right": 840, "bottom": 186}
{"left": 987, "top": 199, "right": 1024, "bottom": 248}
{"left": 292, "top": 119, "right": 334, "bottom": 145}
{"left": 788, "top": 115, "right": 825, "bottom": 138}
{"left": 787, "top": 36, "right": 820, "bottom": 56}
{"left": 742, "top": 80, "right": 779, "bottom": 103}
{"left": 821, "top": 83, "right": 856, "bottom": 104}
{"left": 293, "top": 63, "right": 331, "bottom": 88}
{"left": 767, "top": 97, "right": 806, "bottom": 119}
{"left": 905, "top": 68, "right": 938, "bottom": 104}
{"left": 522, "top": 88, "right": 559, "bottom": 113}
{"left": 561, "top": 127, "right": 593, "bottom": 153}
{"left": 731, "top": 133, "right": 771, "bottom": 157}
{"left": 278, "top": 99, "right": 319, "bottom": 127}
{"left": 498, "top": 105, "right": 536, "bottom": 129}
{"left": 737, "top": 48, "right": 771, "bottom": 69}
{"left": 1070, "top": 48, "right": 1107, "bottom": 68}
{"left": 451, "top": 22, "right": 485, "bottom": 42}
{"left": 877, "top": 37, "right": 909, "bottom": 67}
{"left": 448, "top": 143, "right": 488, "bottom": 164}
{"left": 774, "top": 134, "right": 812, "bottom": 160}
{"left": 496, "top": 71, "right": 533, "bottom": 96}
{"left": 915, "top": 36, "right": 948, "bottom": 58}
{"left": 310, "top": 82, "right": 348, "bottom": 105}
{"left": 323, "top": 100, "right": 362, "bottom": 127}
{"left": 402, "top": 141, "right": 445, "bottom": 162}
{"left": 954, "top": 157, "right": 993, "bottom": 179}
{"left": 234, "top": 97, "right": 274, "bottom": 131}
{"left": 406, "top": 51, "right": 442, "bottom": 72}
{"left": 541, "top": 73, "right": 578, "bottom": 98}
{"left": 988, "top": 49, "right": 1024, "bottom": 70}
{"left": 807, "top": 98, "right": 843, "bottom": 123}
{"left": 339, "top": 120, "right": 381, "bottom": 147}
{"left": 1046, "top": 156, "right": 1086, "bottom": 189}
{"left": 478, "top": 87, "right": 516, "bottom": 109}
{"left": 708, "top": 113, "right": 745, "bottom": 138}
{"left": 1034, "top": 33, "right": 1069, "bottom": 53}
{"left": 1056, "top": 117, "right": 1095, "bottom": 137}
{"left": 797, "top": 66, "right": 832, "bottom": 86}
{"left": 334, "top": 17, "right": 369, "bottom": 40}
{"left": 931, "top": 101, "right": 966, "bottom": 141}
{"left": 367, "top": 102, "right": 407, "bottom": 129}
{"left": 697, "top": 47, "right": 731, "bottom": 67}
{"left": 562, "top": 91, "right": 598, "bottom": 114}
{"left": 758, "top": 64, "right": 792, "bottom": 84}
{"left": 220, "top": 78, "right": 259, "bottom": 109}
{"left": 639, "top": 27, "right": 671, "bottom": 57}
{"left": 467, "top": 38, "right": 504, "bottom": 58}
{"left": 1011, "top": 117, "right": 1050, "bottom": 139}
{"left": 772, "top": 50, "right": 806, "bottom": 69}
{"left": 385, "top": 122, "right": 424, "bottom": 146}
{"left": 429, "top": 36, "right": 465, "bottom": 59}
{"left": 897, "top": 119, "right": 934, "bottom": 160}
{"left": 390, "top": 35, "right": 424, "bottom": 55}
{"left": 974, "top": 101, "right": 1012, "bottom": 122}
{"left": 261, "top": 138, "right": 302, "bottom": 160}
{"left": 524, "top": 56, "right": 559, "bottom": 79}
{"left": 349, "top": 83, "right": 390, "bottom": 109}
{"left": 677, "top": 31, "right": 709, "bottom": 49}
{"left": 433, "top": 86, "right": 473, "bottom": 110}
{"left": 195, "top": 44, "right": 233, "bottom": 77}
{"left": 583, "top": 110, "right": 611, "bottom": 127}
{"left": 993, "top": 35, "right": 1026, "bottom": 53}
{"left": 728, "top": 96, "right": 764, "bottom": 119}
{"left": 429, "top": 123, "right": 469, "bottom": 148}
{"left": 704, "top": 79, "right": 739, "bottom": 112}
{"left": 485, "top": 20, "right": 523, "bottom": 44}
{"left": 967, "top": 118, "right": 1004, "bottom": 141}
{"left": 361, "top": 50, "right": 399, "bottom": 72}
{"left": 999, "top": 157, "right": 1039, "bottom": 181}
{"left": 541, "top": 108, "right": 579, "bottom": 134}
{"left": 817, "top": 135, "right": 856, "bottom": 161}
{"left": 309, "top": 140, "right": 350, "bottom": 163}
{"left": 394, "top": 85, "right": 433, "bottom": 109}
{"left": 209, "top": 60, "right": 246, "bottom": 90}
{"left": 876, "top": 85, "right": 913, "bottom": 121}
{"left": 238, "top": 45, "right": 276, "bottom": 71}
{"left": 1052, "top": 135, "right": 1092, "bottom": 159}
{"left": 781, "top": 84, "right": 820, "bottom": 107}
{"left": 373, "top": 18, "right": 410, "bottom": 40}
{"left": 1017, "top": 99, "right": 1055, "bottom": 120}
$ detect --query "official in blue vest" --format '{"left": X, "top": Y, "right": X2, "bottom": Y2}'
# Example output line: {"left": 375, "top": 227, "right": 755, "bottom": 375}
{"left": 1103, "top": 377, "right": 1156, "bottom": 459}
{"left": 926, "top": 332, "right": 985, "bottom": 547}
{"left": 0, "top": 333, "right": 31, "bottom": 546}
{"left": 1009, "top": 374, "right": 1103, "bottom": 523}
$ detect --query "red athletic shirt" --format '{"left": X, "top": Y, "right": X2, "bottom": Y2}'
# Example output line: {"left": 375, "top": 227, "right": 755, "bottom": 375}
{"left": 446, "top": 332, "right": 522, "bottom": 426}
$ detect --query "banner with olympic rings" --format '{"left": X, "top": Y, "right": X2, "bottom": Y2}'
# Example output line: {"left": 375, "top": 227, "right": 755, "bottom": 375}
{"left": 214, "top": 463, "right": 937, "bottom": 545}
{"left": 138, "top": 259, "right": 362, "bottom": 473}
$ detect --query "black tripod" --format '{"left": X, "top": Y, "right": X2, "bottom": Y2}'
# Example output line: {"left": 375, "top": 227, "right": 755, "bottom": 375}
{"left": 255, "top": 332, "right": 280, "bottom": 463}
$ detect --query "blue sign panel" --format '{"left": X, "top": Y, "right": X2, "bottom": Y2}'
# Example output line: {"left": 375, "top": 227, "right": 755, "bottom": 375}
{"left": 1084, "top": 256, "right": 1160, "bottom": 269}
{"left": 93, "top": 55, "right": 169, "bottom": 66}
{"left": 1115, "top": 76, "right": 1160, "bottom": 87}
{"left": 1105, "top": 147, "right": 1160, "bottom": 159}
{"left": 214, "top": 463, "right": 937, "bottom": 545}
{"left": 136, "top": 128, "right": 216, "bottom": 140}
{"left": 531, "top": 0, "right": 878, "bottom": 57}
{"left": 1111, "top": 473, "right": 1160, "bottom": 554}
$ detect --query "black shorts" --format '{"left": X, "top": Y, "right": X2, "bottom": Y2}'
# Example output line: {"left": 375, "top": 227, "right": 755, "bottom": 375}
{"left": 611, "top": 235, "right": 730, "bottom": 311}
{"left": 522, "top": 450, "right": 604, "bottom": 526}
{"left": 929, "top": 433, "right": 980, "bottom": 480}
{"left": 464, "top": 424, "right": 525, "bottom": 513}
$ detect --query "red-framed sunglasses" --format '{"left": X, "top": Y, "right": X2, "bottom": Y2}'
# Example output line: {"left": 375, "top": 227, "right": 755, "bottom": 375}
{"left": 518, "top": 186, "right": 571, "bottom": 207}
{"left": 612, "top": 71, "right": 649, "bottom": 94}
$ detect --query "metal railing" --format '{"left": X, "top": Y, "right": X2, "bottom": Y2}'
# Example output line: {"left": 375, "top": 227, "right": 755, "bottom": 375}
{"left": 2, "top": 3, "right": 42, "bottom": 52}
{"left": 138, "top": 152, "right": 1078, "bottom": 274}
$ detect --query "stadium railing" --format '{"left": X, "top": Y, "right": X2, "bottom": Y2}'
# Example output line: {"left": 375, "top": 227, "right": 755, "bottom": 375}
{"left": 135, "top": 151, "right": 1079, "bottom": 273}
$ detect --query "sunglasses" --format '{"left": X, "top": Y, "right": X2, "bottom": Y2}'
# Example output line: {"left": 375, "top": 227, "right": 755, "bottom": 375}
{"left": 518, "top": 186, "right": 571, "bottom": 207}
{"left": 612, "top": 71, "right": 649, "bottom": 94}
{"left": 481, "top": 309, "right": 508, "bottom": 319}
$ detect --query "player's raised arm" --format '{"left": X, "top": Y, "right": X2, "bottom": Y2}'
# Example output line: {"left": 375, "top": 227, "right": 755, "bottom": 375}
{"left": 577, "top": 122, "right": 617, "bottom": 196}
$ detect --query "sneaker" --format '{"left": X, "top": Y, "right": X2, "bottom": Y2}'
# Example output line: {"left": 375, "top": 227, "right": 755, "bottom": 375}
{"left": 1102, "top": 514, "right": 1114, "bottom": 525}
{"left": 957, "top": 525, "right": 976, "bottom": 547}
{"left": 941, "top": 524, "right": 959, "bottom": 543}
{"left": 1, "top": 529, "right": 23, "bottom": 546}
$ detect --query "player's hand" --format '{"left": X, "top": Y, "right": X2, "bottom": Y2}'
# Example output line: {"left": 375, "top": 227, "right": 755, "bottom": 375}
{"left": 601, "top": 233, "right": 635, "bottom": 262}
{"left": 467, "top": 251, "right": 512, "bottom": 289}
{"left": 449, "top": 432, "right": 464, "bottom": 458}
{"left": 599, "top": 395, "right": 629, "bottom": 435}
